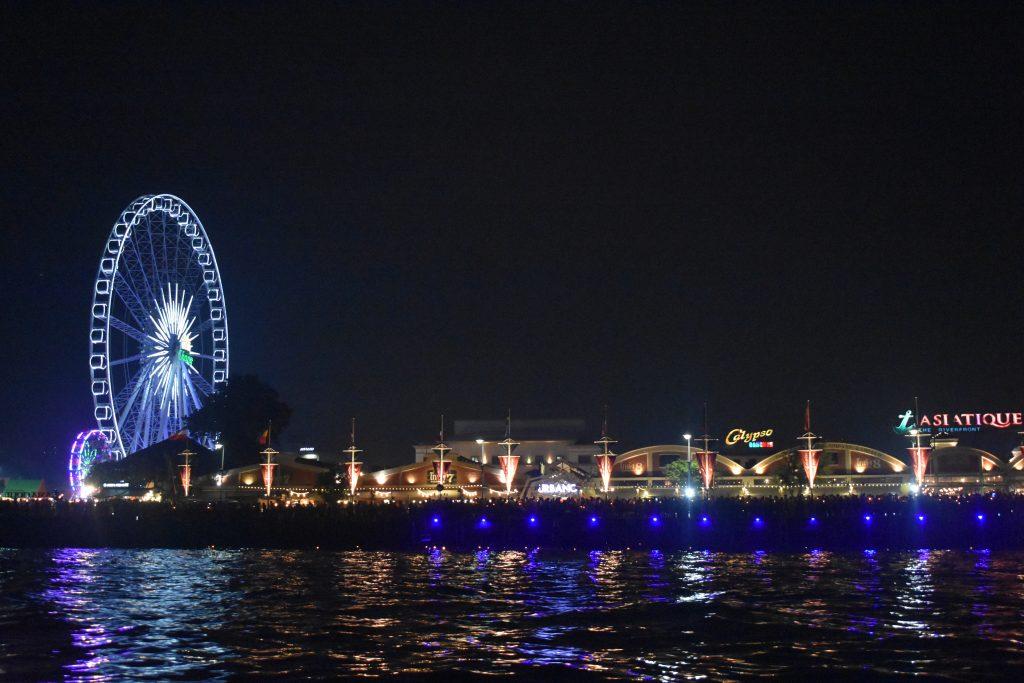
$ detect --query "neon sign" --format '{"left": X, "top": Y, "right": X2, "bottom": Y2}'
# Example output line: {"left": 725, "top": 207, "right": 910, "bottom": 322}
{"left": 538, "top": 482, "right": 578, "bottom": 495}
{"left": 725, "top": 428, "right": 774, "bottom": 447}
{"left": 895, "top": 410, "right": 1022, "bottom": 434}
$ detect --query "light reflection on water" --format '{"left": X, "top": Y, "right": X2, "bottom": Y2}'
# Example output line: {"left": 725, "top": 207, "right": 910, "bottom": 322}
{"left": 1, "top": 548, "right": 1023, "bottom": 679}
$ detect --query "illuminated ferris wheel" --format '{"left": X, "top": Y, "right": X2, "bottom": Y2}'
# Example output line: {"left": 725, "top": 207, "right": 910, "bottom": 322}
{"left": 89, "top": 194, "right": 229, "bottom": 459}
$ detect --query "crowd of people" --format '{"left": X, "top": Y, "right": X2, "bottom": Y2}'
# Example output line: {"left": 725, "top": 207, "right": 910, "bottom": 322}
{"left": 0, "top": 493, "right": 1020, "bottom": 550}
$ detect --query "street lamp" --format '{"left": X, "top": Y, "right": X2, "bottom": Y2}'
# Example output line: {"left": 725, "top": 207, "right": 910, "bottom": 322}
{"left": 214, "top": 443, "right": 225, "bottom": 496}
{"left": 683, "top": 433, "right": 692, "bottom": 495}
{"left": 476, "top": 438, "right": 486, "bottom": 464}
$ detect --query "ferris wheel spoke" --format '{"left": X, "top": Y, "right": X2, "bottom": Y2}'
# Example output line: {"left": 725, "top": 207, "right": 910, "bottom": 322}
{"left": 186, "top": 365, "right": 215, "bottom": 395}
{"left": 182, "top": 370, "right": 204, "bottom": 412}
{"left": 129, "top": 372, "right": 156, "bottom": 453}
{"left": 109, "top": 353, "right": 144, "bottom": 367}
{"left": 108, "top": 316, "right": 148, "bottom": 344}
{"left": 118, "top": 362, "right": 154, "bottom": 438}
{"left": 124, "top": 233, "right": 160, "bottom": 305}
{"left": 192, "top": 317, "right": 217, "bottom": 336}
{"left": 113, "top": 272, "right": 152, "bottom": 329}
{"left": 114, "top": 368, "right": 145, "bottom": 406}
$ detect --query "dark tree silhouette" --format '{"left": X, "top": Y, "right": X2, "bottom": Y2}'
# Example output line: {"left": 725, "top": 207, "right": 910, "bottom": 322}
{"left": 86, "top": 438, "right": 214, "bottom": 496}
{"left": 186, "top": 374, "right": 292, "bottom": 468}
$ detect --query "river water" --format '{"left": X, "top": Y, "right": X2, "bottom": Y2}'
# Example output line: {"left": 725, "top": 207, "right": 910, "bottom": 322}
{"left": 1, "top": 548, "right": 1022, "bottom": 680}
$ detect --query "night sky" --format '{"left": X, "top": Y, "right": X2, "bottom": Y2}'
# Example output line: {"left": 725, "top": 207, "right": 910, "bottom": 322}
{"left": 2, "top": 2, "right": 1022, "bottom": 484}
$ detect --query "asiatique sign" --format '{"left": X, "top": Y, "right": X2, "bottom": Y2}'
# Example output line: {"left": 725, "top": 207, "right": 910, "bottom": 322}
{"left": 895, "top": 410, "right": 1023, "bottom": 434}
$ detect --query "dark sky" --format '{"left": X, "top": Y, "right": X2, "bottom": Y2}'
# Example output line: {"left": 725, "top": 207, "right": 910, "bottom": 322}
{"left": 2, "top": 2, "right": 1022, "bottom": 483}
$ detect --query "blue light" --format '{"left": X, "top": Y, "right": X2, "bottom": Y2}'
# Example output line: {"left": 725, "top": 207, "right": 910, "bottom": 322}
{"left": 808, "top": 516, "right": 818, "bottom": 526}
{"left": 431, "top": 516, "right": 441, "bottom": 526}
{"left": 753, "top": 516, "right": 764, "bottom": 528}
{"left": 699, "top": 515, "right": 711, "bottom": 527}
{"left": 589, "top": 515, "right": 599, "bottom": 527}
{"left": 650, "top": 515, "right": 661, "bottom": 526}
{"left": 977, "top": 513, "right": 985, "bottom": 522}
{"left": 863, "top": 514, "right": 872, "bottom": 524}
{"left": 528, "top": 515, "right": 538, "bottom": 525}
{"left": 478, "top": 517, "right": 490, "bottom": 529}
{"left": 916, "top": 514, "right": 926, "bottom": 523}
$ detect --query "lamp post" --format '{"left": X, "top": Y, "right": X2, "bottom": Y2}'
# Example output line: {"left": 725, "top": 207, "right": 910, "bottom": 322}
{"left": 214, "top": 442, "right": 225, "bottom": 501}
{"left": 683, "top": 433, "right": 693, "bottom": 497}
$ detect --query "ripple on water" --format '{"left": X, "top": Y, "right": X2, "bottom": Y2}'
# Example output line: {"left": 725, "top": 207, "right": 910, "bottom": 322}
{"left": 0, "top": 548, "right": 1022, "bottom": 679}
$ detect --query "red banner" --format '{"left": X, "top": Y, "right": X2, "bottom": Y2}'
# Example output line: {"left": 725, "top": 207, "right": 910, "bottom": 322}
{"left": 260, "top": 462, "right": 277, "bottom": 497}
{"left": 178, "top": 464, "right": 192, "bottom": 497}
{"left": 347, "top": 462, "right": 362, "bottom": 496}
{"left": 596, "top": 453, "right": 616, "bottom": 492}
{"left": 799, "top": 449, "right": 821, "bottom": 489}
{"left": 908, "top": 446, "right": 931, "bottom": 486}
{"left": 498, "top": 454, "right": 519, "bottom": 494}
{"left": 696, "top": 451, "right": 716, "bottom": 489}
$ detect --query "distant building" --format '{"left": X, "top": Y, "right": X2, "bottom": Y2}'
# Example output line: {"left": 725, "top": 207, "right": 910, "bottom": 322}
{"left": 414, "top": 418, "right": 599, "bottom": 469}
{"left": 0, "top": 478, "right": 48, "bottom": 499}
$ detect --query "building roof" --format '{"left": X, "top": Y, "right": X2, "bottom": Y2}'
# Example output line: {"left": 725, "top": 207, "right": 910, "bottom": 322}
{"left": 1, "top": 479, "right": 46, "bottom": 495}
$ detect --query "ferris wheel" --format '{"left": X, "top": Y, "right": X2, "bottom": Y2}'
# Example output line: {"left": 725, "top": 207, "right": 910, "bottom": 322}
{"left": 89, "top": 194, "right": 229, "bottom": 459}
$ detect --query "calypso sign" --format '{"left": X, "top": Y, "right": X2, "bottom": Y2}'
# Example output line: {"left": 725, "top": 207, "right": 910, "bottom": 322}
{"left": 725, "top": 427, "right": 774, "bottom": 449}
{"left": 895, "top": 410, "right": 1023, "bottom": 434}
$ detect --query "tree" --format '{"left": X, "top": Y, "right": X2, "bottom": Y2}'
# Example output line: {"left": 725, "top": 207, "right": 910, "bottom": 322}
{"left": 663, "top": 459, "right": 699, "bottom": 487}
{"left": 86, "top": 438, "right": 215, "bottom": 496}
{"left": 186, "top": 374, "right": 292, "bottom": 468}
{"left": 775, "top": 449, "right": 804, "bottom": 494}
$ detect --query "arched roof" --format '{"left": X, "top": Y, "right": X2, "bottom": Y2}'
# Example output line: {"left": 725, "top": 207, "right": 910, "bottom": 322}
{"left": 929, "top": 446, "right": 1008, "bottom": 471}
{"left": 615, "top": 445, "right": 745, "bottom": 473}
{"left": 1008, "top": 447, "right": 1024, "bottom": 470}
{"left": 750, "top": 442, "right": 907, "bottom": 474}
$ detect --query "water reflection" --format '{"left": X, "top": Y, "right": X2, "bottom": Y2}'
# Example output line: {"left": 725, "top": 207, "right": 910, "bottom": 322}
{"left": 0, "top": 549, "right": 1020, "bottom": 679}
{"left": 891, "top": 549, "right": 936, "bottom": 635}
{"left": 43, "top": 548, "right": 237, "bottom": 681}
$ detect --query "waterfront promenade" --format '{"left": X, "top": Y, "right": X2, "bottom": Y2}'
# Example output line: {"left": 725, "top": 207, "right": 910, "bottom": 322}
{"left": 1, "top": 494, "right": 1021, "bottom": 551}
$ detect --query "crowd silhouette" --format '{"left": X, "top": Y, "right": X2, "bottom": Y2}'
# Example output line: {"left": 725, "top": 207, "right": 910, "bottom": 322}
{"left": 1, "top": 493, "right": 1021, "bottom": 550}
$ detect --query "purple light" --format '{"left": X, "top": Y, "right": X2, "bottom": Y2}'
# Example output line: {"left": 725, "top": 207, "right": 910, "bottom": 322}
{"left": 68, "top": 429, "right": 111, "bottom": 496}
